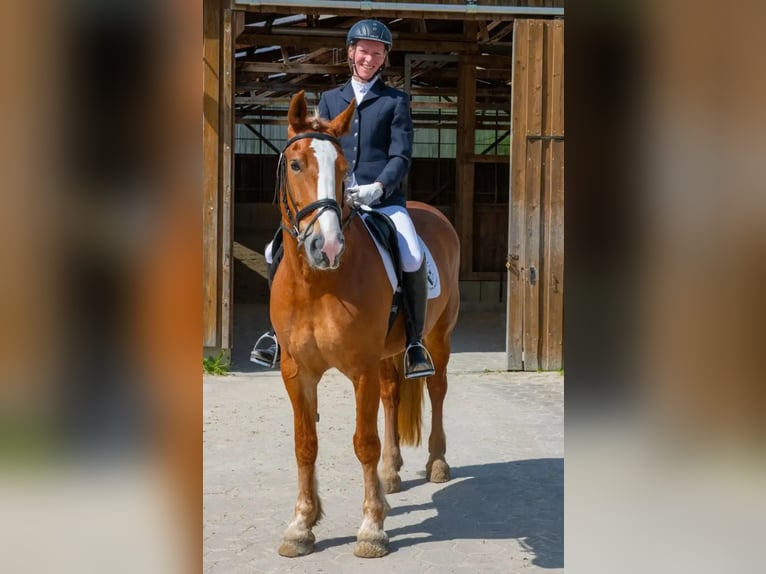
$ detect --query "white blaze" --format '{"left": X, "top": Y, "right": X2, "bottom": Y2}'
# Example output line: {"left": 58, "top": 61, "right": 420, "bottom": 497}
{"left": 309, "top": 139, "right": 344, "bottom": 260}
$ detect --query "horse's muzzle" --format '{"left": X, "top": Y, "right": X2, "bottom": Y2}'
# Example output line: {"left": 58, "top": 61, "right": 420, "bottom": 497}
{"left": 306, "top": 232, "right": 345, "bottom": 269}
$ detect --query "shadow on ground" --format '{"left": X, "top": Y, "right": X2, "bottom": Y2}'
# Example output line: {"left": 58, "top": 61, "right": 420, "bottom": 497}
{"left": 314, "top": 459, "right": 563, "bottom": 568}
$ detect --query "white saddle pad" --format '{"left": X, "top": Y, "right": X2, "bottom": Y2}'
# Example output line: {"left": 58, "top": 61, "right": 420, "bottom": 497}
{"left": 360, "top": 212, "right": 441, "bottom": 299}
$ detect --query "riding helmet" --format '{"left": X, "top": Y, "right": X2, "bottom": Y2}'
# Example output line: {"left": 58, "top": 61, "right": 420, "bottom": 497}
{"left": 346, "top": 19, "right": 393, "bottom": 50}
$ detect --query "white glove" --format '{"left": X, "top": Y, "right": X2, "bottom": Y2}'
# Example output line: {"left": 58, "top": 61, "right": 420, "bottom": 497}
{"left": 346, "top": 182, "right": 384, "bottom": 207}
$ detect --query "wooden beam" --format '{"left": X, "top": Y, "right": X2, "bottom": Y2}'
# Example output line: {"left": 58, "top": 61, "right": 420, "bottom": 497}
{"left": 467, "top": 154, "right": 509, "bottom": 164}
{"left": 456, "top": 21, "right": 478, "bottom": 278}
{"left": 234, "top": 97, "right": 509, "bottom": 112}
{"left": 203, "top": 0, "right": 221, "bottom": 347}
{"left": 541, "top": 20, "right": 564, "bottom": 370}
{"left": 235, "top": 81, "right": 511, "bottom": 97}
{"left": 220, "top": 7, "right": 235, "bottom": 349}
{"left": 238, "top": 63, "right": 511, "bottom": 80}
{"left": 231, "top": 3, "right": 560, "bottom": 22}
{"left": 522, "top": 20, "right": 544, "bottom": 371}
{"left": 506, "top": 18, "right": 528, "bottom": 370}
{"left": 237, "top": 31, "right": 474, "bottom": 53}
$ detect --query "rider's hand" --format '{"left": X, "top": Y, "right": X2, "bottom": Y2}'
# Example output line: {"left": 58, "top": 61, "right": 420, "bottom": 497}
{"left": 346, "top": 182, "right": 384, "bottom": 206}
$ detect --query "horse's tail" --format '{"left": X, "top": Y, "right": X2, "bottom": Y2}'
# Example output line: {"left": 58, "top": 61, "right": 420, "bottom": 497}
{"left": 398, "top": 376, "right": 425, "bottom": 446}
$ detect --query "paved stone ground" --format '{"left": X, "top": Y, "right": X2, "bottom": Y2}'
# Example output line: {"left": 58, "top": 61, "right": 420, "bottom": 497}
{"left": 204, "top": 307, "right": 563, "bottom": 573}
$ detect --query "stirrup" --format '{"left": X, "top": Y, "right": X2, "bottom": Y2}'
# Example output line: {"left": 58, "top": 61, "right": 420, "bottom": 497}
{"left": 403, "top": 342, "right": 436, "bottom": 379}
{"left": 249, "top": 332, "right": 279, "bottom": 368}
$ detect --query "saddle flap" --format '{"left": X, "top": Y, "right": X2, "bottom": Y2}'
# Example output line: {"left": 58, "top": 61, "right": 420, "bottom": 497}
{"left": 359, "top": 212, "right": 441, "bottom": 300}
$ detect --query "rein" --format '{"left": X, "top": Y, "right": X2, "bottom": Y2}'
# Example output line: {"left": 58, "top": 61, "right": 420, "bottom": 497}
{"left": 276, "top": 132, "right": 358, "bottom": 247}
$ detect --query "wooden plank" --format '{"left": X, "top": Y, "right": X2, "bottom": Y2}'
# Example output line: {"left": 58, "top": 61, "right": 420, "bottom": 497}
{"left": 541, "top": 20, "right": 564, "bottom": 370}
{"left": 473, "top": 205, "right": 509, "bottom": 273}
{"left": 233, "top": 10, "right": 245, "bottom": 40}
{"left": 506, "top": 19, "right": 528, "bottom": 370}
{"left": 239, "top": 63, "right": 509, "bottom": 81}
{"left": 522, "top": 20, "right": 544, "bottom": 371}
{"left": 237, "top": 31, "right": 474, "bottom": 53}
{"left": 231, "top": 3, "right": 556, "bottom": 22}
{"left": 220, "top": 8, "right": 234, "bottom": 349}
{"left": 467, "top": 154, "right": 510, "bottom": 164}
{"left": 203, "top": 0, "right": 221, "bottom": 347}
{"left": 456, "top": 48, "right": 477, "bottom": 278}
{"left": 464, "top": 271, "right": 509, "bottom": 282}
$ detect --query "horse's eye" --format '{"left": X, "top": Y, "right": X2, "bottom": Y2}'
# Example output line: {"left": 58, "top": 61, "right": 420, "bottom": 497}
{"left": 290, "top": 160, "right": 301, "bottom": 172}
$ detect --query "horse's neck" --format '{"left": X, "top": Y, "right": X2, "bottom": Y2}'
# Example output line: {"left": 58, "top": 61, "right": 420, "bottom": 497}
{"left": 280, "top": 222, "right": 366, "bottom": 288}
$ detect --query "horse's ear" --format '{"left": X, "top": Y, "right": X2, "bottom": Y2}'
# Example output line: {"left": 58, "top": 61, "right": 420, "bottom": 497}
{"left": 287, "top": 90, "right": 308, "bottom": 134}
{"left": 328, "top": 99, "right": 357, "bottom": 138}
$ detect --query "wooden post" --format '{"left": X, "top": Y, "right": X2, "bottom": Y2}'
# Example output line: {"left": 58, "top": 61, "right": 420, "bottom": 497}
{"left": 202, "top": 0, "right": 236, "bottom": 353}
{"left": 203, "top": 0, "right": 221, "bottom": 348}
{"left": 522, "top": 20, "right": 544, "bottom": 371}
{"left": 456, "top": 22, "right": 477, "bottom": 277}
{"left": 507, "top": 19, "right": 529, "bottom": 370}
{"left": 220, "top": 8, "right": 235, "bottom": 349}
{"left": 541, "top": 20, "right": 564, "bottom": 370}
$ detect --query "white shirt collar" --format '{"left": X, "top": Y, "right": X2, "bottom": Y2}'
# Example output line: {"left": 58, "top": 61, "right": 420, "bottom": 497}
{"left": 351, "top": 77, "right": 377, "bottom": 104}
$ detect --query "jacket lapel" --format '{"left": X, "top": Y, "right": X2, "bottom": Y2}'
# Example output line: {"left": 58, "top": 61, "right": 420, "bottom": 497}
{"left": 360, "top": 78, "right": 384, "bottom": 106}
{"left": 340, "top": 82, "right": 355, "bottom": 105}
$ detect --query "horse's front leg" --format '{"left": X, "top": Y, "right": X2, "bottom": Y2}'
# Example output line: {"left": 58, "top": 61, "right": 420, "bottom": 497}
{"left": 278, "top": 358, "right": 323, "bottom": 558}
{"left": 352, "top": 368, "right": 389, "bottom": 558}
{"left": 379, "top": 358, "right": 403, "bottom": 494}
{"left": 425, "top": 336, "right": 451, "bottom": 483}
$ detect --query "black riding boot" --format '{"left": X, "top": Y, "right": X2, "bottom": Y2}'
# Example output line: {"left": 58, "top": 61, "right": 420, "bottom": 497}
{"left": 401, "top": 259, "right": 436, "bottom": 378}
{"left": 249, "top": 231, "right": 283, "bottom": 368}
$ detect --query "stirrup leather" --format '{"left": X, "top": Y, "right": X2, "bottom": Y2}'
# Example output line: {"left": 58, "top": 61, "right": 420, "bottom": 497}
{"left": 249, "top": 332, "right": 279, "bottom": 368}
{"left": 403, "top": 342, "right": 436, "bottom": 378}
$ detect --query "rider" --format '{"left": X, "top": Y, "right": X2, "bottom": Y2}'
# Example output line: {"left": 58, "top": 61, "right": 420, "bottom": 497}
{"left": 250, "top": 19, "right": 435, "bottom": 379}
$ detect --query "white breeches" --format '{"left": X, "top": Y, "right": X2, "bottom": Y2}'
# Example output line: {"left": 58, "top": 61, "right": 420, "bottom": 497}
{"left": 377, "top": 205, "right": 423, "bottom": 272}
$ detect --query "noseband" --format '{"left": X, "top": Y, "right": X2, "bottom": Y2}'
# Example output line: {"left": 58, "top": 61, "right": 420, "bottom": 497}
{"left": 276, "top": 132, "right": 354, "bottom": 247}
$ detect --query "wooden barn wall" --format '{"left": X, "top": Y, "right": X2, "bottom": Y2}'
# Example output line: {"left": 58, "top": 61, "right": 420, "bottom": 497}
{"left": 203, "top": 0, "right": 234, "bottom": 352}
{"left": 507, "top": 19, "right": 564, "bottom": 371}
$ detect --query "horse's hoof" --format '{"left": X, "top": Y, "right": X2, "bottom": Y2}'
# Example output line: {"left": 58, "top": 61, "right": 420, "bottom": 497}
{"left": 427, "top": 459, "right": 451, "bottom": 483}
{"left": 354, "top": 539, "right": 389, "bottom": 558}
{"left": 380, "top": 469, "right": 402, "bottom": 494}
{"left": 278, "top": 533, "right": 315, "bottom": 557}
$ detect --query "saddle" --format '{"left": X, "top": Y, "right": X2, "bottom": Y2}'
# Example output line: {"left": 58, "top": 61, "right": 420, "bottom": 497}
{"left": 358, "top": 210, "right": 405, "bottom": 334}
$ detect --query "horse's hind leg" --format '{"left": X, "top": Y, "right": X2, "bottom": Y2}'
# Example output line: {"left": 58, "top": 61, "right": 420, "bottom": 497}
{"left": 352, "top": 368, "right": 389, "bottom": 558}
{"left": 424, "top": 328, "right": 452, "bottom": 483}
{"left": 379, "top": 358, "right": 404, "bottom": 494}
{"left": 279, "top": 362, "right": 323, "bottom": 557}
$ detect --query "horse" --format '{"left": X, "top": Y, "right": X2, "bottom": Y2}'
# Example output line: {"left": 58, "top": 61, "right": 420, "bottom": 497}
{"left": 270, "top": 90, "right": 460, "bottom": 559}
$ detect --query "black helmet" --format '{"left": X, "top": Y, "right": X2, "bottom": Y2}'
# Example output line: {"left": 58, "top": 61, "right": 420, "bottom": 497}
{"left": 346, "top": 19, "right": 392, "bottom": 50}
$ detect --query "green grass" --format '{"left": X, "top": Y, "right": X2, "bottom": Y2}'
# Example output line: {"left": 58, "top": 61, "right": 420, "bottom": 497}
{"left": 203, "top": 351, "right": 230, "bottom": 375}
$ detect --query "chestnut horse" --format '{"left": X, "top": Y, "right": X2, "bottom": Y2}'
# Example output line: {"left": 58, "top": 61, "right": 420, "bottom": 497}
{"left": 271, "top": 91, "right": 460, "bottom": 559}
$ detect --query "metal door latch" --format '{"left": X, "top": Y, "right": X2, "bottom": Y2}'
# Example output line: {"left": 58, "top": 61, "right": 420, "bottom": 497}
{"left": 505, "top": 253, "right": 520, "bottom": 276}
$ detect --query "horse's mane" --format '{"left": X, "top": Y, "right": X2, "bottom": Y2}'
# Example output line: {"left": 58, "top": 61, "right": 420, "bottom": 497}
{"left": 307, "top": 110, "right": 333, "bottom": 134}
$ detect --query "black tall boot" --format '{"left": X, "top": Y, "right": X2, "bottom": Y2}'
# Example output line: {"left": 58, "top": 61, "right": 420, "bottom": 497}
{"left": 401, "top": 259, "right": 436, "bottom": 378}
{"left": 250, "top": 231, "right": 283, "bottom": 368}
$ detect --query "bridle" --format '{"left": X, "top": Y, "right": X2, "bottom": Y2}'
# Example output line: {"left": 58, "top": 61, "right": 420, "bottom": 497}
{"left": 275, "top": 132, "right": 357, "bottom": 247}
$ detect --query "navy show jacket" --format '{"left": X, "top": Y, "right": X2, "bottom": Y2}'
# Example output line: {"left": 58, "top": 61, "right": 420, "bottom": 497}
{"left": 318, "top": 79, "right": 413, "bottom": 208}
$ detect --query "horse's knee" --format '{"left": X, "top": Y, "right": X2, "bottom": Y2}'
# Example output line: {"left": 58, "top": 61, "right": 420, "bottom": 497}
{"left": 426, "top": 377, "right": 448, "bottom": 401}
{"left": 353, "top": 432, "right": 381, "bottom": 465}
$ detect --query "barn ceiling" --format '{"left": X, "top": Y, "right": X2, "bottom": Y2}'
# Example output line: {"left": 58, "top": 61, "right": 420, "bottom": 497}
{"left": 233, "top": 7, "right": 563, "bottom": 129}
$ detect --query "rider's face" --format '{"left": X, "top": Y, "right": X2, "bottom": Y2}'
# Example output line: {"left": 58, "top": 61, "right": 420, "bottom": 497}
{"left": 348, "top": 39, "right": 387, "bottom": 82}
